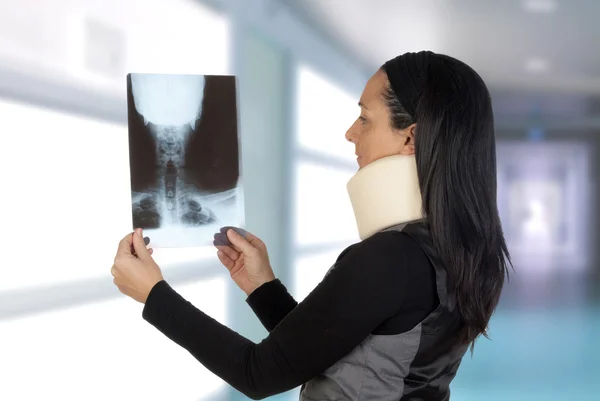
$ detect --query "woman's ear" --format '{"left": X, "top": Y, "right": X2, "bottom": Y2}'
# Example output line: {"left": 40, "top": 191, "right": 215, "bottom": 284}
{"left": 400, "top": 123, "right": 416, "bottom": 155}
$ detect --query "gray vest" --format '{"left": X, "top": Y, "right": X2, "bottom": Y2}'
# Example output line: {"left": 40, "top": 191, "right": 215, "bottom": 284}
{"left": 299, "top": 221, "right": 468, "bottom": 401}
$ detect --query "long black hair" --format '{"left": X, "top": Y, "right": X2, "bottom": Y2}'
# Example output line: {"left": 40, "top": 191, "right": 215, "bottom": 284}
{"left": 382, "top": 54, "right": 512, "bottom": 351}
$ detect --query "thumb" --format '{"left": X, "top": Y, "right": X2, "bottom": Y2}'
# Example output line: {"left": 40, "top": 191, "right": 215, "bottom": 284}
{"left": 132, "top": 228, "right": 151, "bottom": 260}
{"left": 227, "top": 229, "right": 256, "bottom": 254}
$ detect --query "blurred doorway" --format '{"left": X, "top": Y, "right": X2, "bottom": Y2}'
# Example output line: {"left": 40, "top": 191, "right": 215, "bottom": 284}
{"left": 497, "top": 140, "right": 592, "bottom": 306}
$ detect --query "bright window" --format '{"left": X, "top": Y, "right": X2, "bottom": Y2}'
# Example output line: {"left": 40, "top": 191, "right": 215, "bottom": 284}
{"left": 293, "top": 250, "right": 345, "bottom": 301}
{"left": 0, "top": 5, "right": 233, "bottom": 400}
{"left": 295, "top": 64, "right": 359, "bottom": 162}
{"left": 292, "top": 63, "right": 364, "bottom": 299}
{"left": 0, "top": 277, "right": 228, "bottom": 401}
{"left": 0, "top": 99, "right": 219, "bottom": 292}
{"left": 293, "top": 161, "right": 360, "bottom": 247}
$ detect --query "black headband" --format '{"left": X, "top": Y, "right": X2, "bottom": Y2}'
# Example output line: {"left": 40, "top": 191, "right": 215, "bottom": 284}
{"left": 382, "top": 51, "right": 435, "bottom": 119}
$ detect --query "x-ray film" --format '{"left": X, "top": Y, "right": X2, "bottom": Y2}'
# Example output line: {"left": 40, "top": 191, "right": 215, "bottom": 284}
{"left": 127, "top": 73, "right": 244, "bottom": 248}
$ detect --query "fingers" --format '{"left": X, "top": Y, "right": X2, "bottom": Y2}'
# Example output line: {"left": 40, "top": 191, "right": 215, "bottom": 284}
{"left": 216, "top": 244, "right": 240, "bottom": 262}
{"left": 132, "top": 228, "right": 151, "bottom": 261}
{"left": 226, "top": 229, "right": 256, "bottom": 254}
{"left": 118, "top": 230, "right": 152, "bottom": 260}
{"left": 219, "top": 226, "right": 249, "bottom": 240}
{"left": 216, "top": 250, "right": 235, "bottom": 271}
{"left": 214, "top": 231, "right": 243, "bottom": 253}
{"left": 219, "top": 226, "right": 264, "bottom": 250}
{"left": 117, "top": 233, "right": 134, "bottom": 256}
{"left": 217, "top": 246, "right": 240, "bottom": 262}
{"left": 132, "top": 238, "right": 151, "bottom": 257}
{"left": 213, "top": 231, "right": 231, "bottom": 247}
{"left": 241, "top": 231, "right": 261, "bottom": 245}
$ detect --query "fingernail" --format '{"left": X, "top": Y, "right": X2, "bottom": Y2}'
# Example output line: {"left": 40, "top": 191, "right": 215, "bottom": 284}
{"left": 222, "top": 226, "right": 247, "bottom": 238}
{"left": 234, "top": 228, "right": 248, "bottom": 238}
{"left": 137, "top": 228, "right": 143, "bottom": 237}
{"left": 144, "top": 236, "right": 150, "bottom": 246}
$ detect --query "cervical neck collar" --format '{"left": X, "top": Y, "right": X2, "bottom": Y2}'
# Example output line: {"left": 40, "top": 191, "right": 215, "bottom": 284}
{"left": 346, "top": 154, "right": 424, "bottom": 240}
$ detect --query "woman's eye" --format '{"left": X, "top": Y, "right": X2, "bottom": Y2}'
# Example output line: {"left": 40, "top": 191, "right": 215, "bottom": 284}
{"left": 359, "top": 116, "right": 367, "bottom": 124}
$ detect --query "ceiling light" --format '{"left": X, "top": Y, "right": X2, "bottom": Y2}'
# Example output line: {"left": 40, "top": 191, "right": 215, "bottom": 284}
{"left": 523, "top": 0, "right": 558, "bottom": 13}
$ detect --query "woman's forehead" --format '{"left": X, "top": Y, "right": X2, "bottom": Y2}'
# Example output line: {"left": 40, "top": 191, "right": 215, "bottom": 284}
{"left": 360, "top": 71, "right": 388, "bottom": 109}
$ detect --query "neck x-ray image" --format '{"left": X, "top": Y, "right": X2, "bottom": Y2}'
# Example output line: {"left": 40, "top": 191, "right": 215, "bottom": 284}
{"left": 127, "top": 73, "right": 243, "bottom": 248}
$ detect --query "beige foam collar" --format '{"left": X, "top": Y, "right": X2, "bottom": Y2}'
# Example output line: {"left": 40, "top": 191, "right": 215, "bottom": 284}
{"left": 346, "top": 154, "right": 423, "bottom": 240}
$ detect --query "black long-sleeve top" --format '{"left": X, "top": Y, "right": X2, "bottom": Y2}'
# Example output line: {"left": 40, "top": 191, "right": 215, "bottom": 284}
{"left": 142, "top": 230, "right": 438, "bottom": 400}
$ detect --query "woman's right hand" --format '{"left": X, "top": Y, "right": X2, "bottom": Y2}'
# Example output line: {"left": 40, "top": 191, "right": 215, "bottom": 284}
{"left": 214, "top": 228, "right": 276, "bottom": 296}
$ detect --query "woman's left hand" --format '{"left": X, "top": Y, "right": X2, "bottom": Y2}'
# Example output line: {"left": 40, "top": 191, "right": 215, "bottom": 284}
{"left": 111, "top": 228, "right": 164, "bottom": 304}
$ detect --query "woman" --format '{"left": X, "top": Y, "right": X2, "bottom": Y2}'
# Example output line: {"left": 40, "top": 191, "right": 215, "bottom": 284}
{"left": 111, "top": 51, "right": 511, "bottom": 400}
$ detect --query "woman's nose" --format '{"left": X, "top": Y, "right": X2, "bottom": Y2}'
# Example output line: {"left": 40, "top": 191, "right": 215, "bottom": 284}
{"left": 345, "top": 128, "right": 354, "bottom": 143}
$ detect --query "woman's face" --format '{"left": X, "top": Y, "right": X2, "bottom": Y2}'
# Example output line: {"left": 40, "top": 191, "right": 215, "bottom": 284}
{"left": 346, "top": 69, "right": 415, "bottom": 169}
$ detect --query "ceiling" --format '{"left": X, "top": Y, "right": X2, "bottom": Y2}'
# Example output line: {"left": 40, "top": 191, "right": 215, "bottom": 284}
{"left": 278, "top": 0, "right": 600, "bottom": 122}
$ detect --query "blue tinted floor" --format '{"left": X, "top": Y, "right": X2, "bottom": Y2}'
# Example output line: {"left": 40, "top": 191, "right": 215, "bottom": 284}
{"left": 243, "top": 305, "right": 600, "bottom": 401}
{"left": 449, "top": 305, "right": 600, "bottom": 401}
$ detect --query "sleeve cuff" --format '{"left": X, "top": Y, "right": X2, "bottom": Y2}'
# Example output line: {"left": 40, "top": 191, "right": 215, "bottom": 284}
{"left": 246, "top": 279, "right": 298, "bottom": 331}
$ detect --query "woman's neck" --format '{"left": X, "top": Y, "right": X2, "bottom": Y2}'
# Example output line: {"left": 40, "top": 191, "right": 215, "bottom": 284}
{"left": 346, "top": 154, "right": 424, "bottom": 240}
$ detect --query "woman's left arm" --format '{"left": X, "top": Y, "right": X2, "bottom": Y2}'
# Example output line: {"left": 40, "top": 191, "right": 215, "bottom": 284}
{"left": 142, "top": 232, "right": 410, "bottom": 400}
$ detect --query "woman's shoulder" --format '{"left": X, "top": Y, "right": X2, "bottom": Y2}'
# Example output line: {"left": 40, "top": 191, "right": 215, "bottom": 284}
{"left": 336, "top": 228, "right": 427, "bottom": 268}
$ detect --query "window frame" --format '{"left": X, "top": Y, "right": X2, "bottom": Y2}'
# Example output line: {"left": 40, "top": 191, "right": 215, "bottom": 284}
{"left": 290, "top": 62, "right": 362, "bottom": 298}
